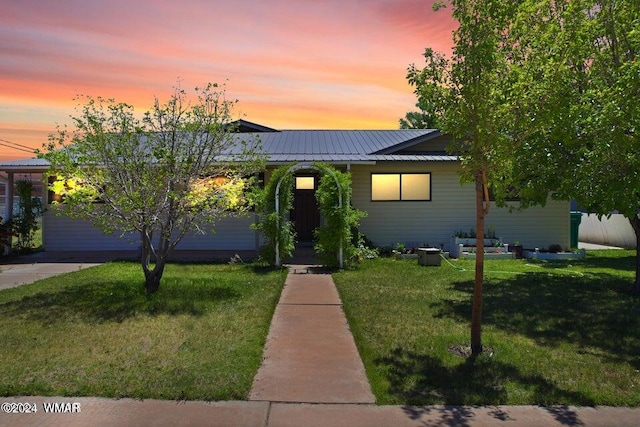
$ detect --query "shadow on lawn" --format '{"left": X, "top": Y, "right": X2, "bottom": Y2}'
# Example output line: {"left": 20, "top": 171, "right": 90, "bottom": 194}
{"left": 434, "top": 271, "right": 640, "bottom": 369}
{"left": 0, "top": 280, "right": 240, "bottom": 324}
{"left": 578, "top": 252, "right": 636, "bottom": 272}
{"left": 376, "top": 346, "right": 595, "bottom": 409}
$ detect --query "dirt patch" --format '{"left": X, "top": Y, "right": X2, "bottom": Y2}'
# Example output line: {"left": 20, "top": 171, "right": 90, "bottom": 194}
{"left": 448, "top": 344, "right": 495, "bottom": 358}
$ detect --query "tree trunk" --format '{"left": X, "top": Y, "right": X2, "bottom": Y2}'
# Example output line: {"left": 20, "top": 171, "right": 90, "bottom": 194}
{"left": 140, "top": 229, "right": 168, "bottom": 294}
{"left": 144, "top": 261, "right": 166, "bottom": 294}
{"left": 630, "top": 215, "right": 640, "bottom": 297}
{"left": 471, "top": 173, "right": 487, "bottom": 356}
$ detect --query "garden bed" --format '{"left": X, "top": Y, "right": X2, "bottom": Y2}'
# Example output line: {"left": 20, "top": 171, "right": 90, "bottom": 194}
{"left": 523, "top": 249, "right": 586, "bottom": 260}
{"left": 460, "top": 251, "right": 515, "bottom": 260}
{"left": 450, "top": 237, "right": 503, "bottom": 258}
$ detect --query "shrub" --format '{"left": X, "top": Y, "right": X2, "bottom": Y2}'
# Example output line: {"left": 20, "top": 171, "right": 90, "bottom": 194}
{"left": 252, "top": 165, "right": 295, "bottom": 265}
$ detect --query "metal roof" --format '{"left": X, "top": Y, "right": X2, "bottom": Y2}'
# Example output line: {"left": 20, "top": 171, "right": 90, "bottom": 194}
{"left": 0, "top": 157, "right": 49, "bottom": 171}
{"left": 252, "top": 129, "right": 457, "bottom": 163}
{"left": 0, "top": 129, "right": 457, "bottom": 171}
{"left": 253, "top": 129, "right": 441, "bottom": 155}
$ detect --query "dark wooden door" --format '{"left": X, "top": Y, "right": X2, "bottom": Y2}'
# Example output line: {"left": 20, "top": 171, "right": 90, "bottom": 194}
{"left": 291, "top": 175, "right": 320, "bottom": 242}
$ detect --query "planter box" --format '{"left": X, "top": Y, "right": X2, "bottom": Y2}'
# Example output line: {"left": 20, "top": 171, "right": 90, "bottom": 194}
{"left": 523, "top": 249, "right": 586, "bottom": 260}
{"left": 460, "top": 252, "right": 515, "bottom": 260}
{"left": 450, "top": 237, "right": 503, "bottom": 258}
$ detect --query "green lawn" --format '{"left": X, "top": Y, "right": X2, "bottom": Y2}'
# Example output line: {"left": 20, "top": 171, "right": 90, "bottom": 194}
{"left": 0, "top": 261, "right": 287, "bottom": 400}
{"left": 333, "top": 250, "right": 640, "bottom": 406}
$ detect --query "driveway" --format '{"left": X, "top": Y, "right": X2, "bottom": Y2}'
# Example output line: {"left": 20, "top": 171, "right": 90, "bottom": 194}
{"left": 0, "top": 251, "right": 129, "bottom": 291}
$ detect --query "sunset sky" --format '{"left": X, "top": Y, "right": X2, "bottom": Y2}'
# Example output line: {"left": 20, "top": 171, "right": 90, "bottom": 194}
{"left": 0, "top": 0, "right": 456, "bottom": 161}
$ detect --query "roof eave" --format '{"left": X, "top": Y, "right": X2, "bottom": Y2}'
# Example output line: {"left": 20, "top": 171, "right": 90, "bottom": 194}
{"left": 0, "top": 165, "right": 50, "bottom": 172}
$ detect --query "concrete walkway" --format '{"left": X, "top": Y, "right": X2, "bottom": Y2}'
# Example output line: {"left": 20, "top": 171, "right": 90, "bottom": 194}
{"left": 249, "top": 265, "right": 375, "bottom": 403}
{"left": 2, "top": 259, "right": 640, "bottom": 426}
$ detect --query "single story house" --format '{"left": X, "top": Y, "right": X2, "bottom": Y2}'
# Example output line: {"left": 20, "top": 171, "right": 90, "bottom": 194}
{"left": 0, "top": 120, "right": 570, "bottom": 254}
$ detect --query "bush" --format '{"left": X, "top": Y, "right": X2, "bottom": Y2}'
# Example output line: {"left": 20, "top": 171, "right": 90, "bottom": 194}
{"left": 12, "top": 180, "right": 43, "bottom": 253}
{"left": 548, "top": 243, "right": 563, "bottom": 253}
{"left": 313, "top": 163, "right": 366, "bottom": 268}
{"left": 252, "top": 165, "right": 295, "bottom": 265}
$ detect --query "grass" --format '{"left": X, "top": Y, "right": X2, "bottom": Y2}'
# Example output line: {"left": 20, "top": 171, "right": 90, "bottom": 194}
{"left": 0, "top": 261, "right": 287, "bottom": 400}
{"left": 333, "top": 250, "right": 640, "bottom": 406}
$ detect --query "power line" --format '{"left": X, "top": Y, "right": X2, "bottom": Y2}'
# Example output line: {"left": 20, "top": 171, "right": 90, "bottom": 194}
{"left": 0, "top": 138, "right": 34, "bottom": 150}
{"left": 0, "top": 138, "right": 33, "bottom": 150}
{"left": 0, "top": 141, "right": 34, "bottom": 154}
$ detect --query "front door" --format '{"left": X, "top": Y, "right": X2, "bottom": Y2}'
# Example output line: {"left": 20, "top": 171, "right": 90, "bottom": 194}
{"left": 291, "top": 175, "right": 320, "bottom": 243}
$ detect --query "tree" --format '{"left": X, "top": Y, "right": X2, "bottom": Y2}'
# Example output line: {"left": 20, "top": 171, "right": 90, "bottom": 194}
{"left": 508, "top": 0, "right": 640, "bottom": 294}
{"left": 12, "top": 179, "right": 44, "bottom": 253}
{"left": 564, "top": 0, "right": 640, "bottom": 295}
{"left": 43, "top": 83, "right": 264, "bottom": 293}
{"left": 399, "top": 101, "right": 440, "bottom": 129}
{"left": 407, "top": 1, "right": 515, "bottom": 355}
{"left": 583, "top": 1, "right": 640, "bottom": 295}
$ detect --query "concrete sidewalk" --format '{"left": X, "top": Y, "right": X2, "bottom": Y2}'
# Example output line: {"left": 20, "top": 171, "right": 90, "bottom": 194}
{"left": 2, "top": 396, "right": 639, "bottom": 426}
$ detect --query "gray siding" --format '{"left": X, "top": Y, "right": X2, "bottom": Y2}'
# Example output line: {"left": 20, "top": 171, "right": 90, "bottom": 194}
{"left": 41, "top": 162, "right": 570, "bottom": 253}
{"left": 43, "top": 211, "right": 257, "bottom": 251}
{"left": 178, "top": 216, "right": 257, "bottom": 250}
{"left": 351, "top": 163, "right": 570, "bottom": 251}
{"left": 43, "top": 212, "right": 138, "bottom": 251}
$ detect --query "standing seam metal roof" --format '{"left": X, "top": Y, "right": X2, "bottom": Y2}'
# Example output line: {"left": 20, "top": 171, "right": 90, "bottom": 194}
{"left": 254, "top": 129, "right": 444, "bottom": 155}
{"left": 0, "top": 129, "right": 457, "bottom": 170}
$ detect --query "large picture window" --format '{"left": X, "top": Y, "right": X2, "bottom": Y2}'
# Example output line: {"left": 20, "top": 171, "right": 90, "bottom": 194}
{"left": 371, "top": 173, "right": 431, "bottom": 201}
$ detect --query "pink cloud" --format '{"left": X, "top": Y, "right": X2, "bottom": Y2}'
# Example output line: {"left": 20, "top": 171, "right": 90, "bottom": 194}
{"left": 0, "top": 0, "right": 456, "bottom": 161}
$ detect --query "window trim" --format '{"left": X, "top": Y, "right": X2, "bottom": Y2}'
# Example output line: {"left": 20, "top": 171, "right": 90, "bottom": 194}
{"left": 370, "top": 172, "right": 432, "bottom": 202}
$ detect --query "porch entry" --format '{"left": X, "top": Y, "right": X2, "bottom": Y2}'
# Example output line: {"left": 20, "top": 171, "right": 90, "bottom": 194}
{"left": 291, "top": 174, "right": 321, "bottom": 243}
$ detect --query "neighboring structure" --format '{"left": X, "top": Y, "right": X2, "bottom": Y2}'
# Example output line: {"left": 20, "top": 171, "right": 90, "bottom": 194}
{"left": 579, "top": 213, "right": 636, "bottom": 249}
{"left": 0, "top": 121, "right": 570, "bottom": 253}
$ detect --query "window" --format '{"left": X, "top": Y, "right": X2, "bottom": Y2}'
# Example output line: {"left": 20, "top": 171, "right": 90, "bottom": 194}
{"left": 295, "top": 176, "right": 315, "bottom": 190}
{"left": 371, "top": 173, "right": 431, "bottom": 201}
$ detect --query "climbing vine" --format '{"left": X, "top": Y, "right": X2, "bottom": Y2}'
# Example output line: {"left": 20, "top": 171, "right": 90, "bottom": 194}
{"left": 254, "top": 162, "right": 368, "bottom": 268}
{"left": 313, "top": 163, "right": 366, "bottom": 267}
{"left": 252, "top": 164, "right": 295, "bottom": 265}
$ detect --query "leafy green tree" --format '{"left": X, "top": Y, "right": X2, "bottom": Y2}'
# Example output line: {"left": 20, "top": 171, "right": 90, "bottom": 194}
{"left": 399, "top": 101, "right": 440, "bottom": 129}
{"left": 43, "top": 83, "right": 264, "bottom": 293}
{"left": 508, "top": 0, "right": 640, "bottom": 294}
{"left": 408, "top": 0, "right": 516, "bottom": 355}
{"left": 566, "top": 0, "right": 640, "bottom": 295}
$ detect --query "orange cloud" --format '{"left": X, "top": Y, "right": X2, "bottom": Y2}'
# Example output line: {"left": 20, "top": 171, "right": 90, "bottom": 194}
{"left": 0, "top": 0, "right": 456, "bottom": 161}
